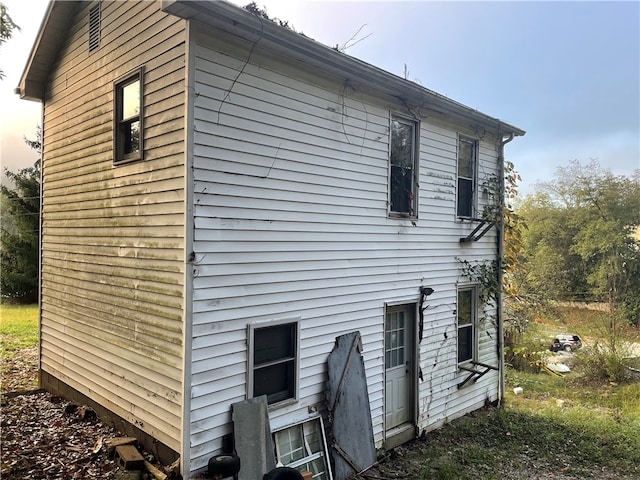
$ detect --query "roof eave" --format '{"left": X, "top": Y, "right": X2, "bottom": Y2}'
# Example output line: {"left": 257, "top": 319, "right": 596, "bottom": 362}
{"left": 161, "top": 0, "right": 525, "bottom": 137}
{"left": 17, "top": 0, "right": 79, "bottom": 102}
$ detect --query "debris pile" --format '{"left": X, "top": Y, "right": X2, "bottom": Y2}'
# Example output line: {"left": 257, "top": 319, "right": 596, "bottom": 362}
{"left": 1, "top": 391, "right": 120, "bottom": 478}
{"left": 0, "top": 391, "right": 178, "bottom": 479}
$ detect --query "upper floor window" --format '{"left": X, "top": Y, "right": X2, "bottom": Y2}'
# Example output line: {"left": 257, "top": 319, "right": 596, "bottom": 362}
{"left": 457, "top": 286, "right": 477, "bottom": 364}
{"left": 457, "top": 136, "right": 478, "bottom": 218}
{"left": 389, "top": 116, "right": 418, "bottom": 217}
{"left": 114, "top": 68, "right": 144, "bottom": 165}
{"left": 248, "top": 319, "right": 299, "bottom": 406}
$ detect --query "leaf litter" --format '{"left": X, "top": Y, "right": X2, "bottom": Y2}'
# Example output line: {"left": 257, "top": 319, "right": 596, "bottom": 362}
{"left": 1, "top": 347, "right": 177, "bottom": 479}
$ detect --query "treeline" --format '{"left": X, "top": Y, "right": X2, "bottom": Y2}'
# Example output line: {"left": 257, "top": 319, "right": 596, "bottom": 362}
{"left": 511, "top": 160, "right": 640, "bottom": 326}
{"left": 1, "top": 136, "right": 40, "bottom": 303}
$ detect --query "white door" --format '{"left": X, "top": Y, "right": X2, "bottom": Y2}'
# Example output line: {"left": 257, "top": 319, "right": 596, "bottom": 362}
{"left": 385, "top": 305, "right": 413, "bottom": 430}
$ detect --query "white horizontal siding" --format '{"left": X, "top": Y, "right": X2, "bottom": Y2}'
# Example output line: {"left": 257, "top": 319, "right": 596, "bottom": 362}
{"left": 187, "top": 29, "right": 501, "bottom": 473}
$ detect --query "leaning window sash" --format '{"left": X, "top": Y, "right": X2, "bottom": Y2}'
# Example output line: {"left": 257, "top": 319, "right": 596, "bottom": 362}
{"left": 273, "top": 416, "right": 332, "bottom": 480}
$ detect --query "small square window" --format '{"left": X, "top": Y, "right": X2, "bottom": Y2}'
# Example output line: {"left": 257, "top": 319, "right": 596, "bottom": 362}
{"left": 457, "top": 287, "right": 477, "bottom": 364}
{"left": 457, "top": 136, "right": 478, "bottom": 218}
{"left": 389, "top": 116, "right": 418, "bottom": 217}
{"left": 249, "top": 320, "right": 298, "bottom": 405}
{"left": 114, "top": 68, "right": 144, "bottom": 164}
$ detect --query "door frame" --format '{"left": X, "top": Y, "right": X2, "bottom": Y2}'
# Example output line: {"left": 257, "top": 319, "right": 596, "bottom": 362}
{"left": 383, "top": 301, "right": 418, "bottom": 448}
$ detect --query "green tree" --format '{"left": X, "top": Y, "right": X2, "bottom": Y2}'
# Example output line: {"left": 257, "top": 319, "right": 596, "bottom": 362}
{"left": 0, "top": 2, "right": 20, "bottom": 79}
{"left": 517, "top": 160, "right": 640, "bottom": 325}
{"left": 1, "top": 134, "right": 40, "bottom": 302}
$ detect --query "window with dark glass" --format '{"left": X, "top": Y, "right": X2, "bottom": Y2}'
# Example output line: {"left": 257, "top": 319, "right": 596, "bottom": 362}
{"left": 250, "top": 321, "right": 298, "bottom": 405}
{"left": 390, "top": 116, "right": 418, "bottom": 217}
{"left": 114, "top": 69, "right": 143, "bottom": 164}
{"left": 457, "top": 137, "right": 477, "bottom": 218}
{"left": 457, "top": 287, "right": 476, "bottom": 364}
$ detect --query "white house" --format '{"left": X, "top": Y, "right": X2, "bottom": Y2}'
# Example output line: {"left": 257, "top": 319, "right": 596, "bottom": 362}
{"left": 18, "top": 1, "right": 524, "bottom": 477}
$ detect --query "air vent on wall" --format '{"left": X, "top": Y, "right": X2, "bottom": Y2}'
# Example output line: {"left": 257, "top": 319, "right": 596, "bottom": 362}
{"left": 89, "top": 4, "right": 101, "bottom": 52}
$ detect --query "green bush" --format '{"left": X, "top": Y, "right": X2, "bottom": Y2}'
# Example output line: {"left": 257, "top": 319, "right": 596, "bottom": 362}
{"left": 576, "top": 343, "right": 629, "bottom": 383}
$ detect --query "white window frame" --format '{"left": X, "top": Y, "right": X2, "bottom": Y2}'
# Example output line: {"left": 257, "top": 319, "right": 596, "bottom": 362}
{"left": 456, "top": 135, "right": 478, "bottom": 219}
{"left": 272, "top": 415, "right": 333, "bottom": 480}
{"left": 389, "top": 114, "right": 419, "bottom": 218}
{"left": 247, "top": 317, "right": 300, "bottom": 407}
{"left": 457, "top": 285, "right": 478, "bottom": 365}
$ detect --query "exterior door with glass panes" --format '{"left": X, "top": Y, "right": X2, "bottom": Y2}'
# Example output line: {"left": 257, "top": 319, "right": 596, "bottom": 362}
{"left": 385, "top": 304, "right": 414, "bottom": 431}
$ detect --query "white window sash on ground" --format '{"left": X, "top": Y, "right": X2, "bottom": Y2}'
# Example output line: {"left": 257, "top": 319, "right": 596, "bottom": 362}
{"left": 273, "top": 415, "right": 333, "bottom": 480}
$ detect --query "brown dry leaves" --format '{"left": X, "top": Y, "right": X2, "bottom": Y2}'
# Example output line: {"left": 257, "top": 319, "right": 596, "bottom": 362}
{"left": 1, "top": 348, "right": 154, "bottom": 479}
{"left": 1, "top": 392, "right": 121, "bottom": 479}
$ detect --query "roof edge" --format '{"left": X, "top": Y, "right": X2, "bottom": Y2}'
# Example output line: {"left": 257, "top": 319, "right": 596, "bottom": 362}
{"left": 162, "top": 0, "right": 525, "bottom": 137}
{"left": 17, "top": 1, "right": 78, "bottom": 102}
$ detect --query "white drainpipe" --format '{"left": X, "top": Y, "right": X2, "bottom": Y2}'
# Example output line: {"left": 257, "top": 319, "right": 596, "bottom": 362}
{"left": 497, "top": 131, "right": 515, "bottom": 403}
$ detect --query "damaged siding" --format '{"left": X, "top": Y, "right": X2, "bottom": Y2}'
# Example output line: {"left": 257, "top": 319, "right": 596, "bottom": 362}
{"left": 187, "top": 26, "right": 502, "bottom": 473}
{"left": 40, "top": 1, "right": 186, "bottom": 451}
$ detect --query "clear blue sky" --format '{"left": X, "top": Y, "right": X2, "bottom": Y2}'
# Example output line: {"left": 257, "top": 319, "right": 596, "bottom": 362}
{"left": 2, "top": 0, "right": 639, "bottom": 195}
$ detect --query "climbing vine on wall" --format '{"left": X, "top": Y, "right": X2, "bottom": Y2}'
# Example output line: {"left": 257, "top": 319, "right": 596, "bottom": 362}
{"left": 458, "top": 160, "right": 527, "bottom": 317}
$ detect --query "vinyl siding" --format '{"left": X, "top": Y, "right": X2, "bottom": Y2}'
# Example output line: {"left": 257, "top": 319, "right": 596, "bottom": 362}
{"left": 187, "top": 27, "right": 502, "bottom": 473}
{"left": 39, "top": 1, "right": 186, "bottom": 452}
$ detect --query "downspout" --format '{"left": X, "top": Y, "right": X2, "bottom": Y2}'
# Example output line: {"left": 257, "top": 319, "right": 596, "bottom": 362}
{"left": 181, "top": 19, "right": 196, "bottom": 478}
{"left": 496, "top": 130, "right": 514, "bottom": 405}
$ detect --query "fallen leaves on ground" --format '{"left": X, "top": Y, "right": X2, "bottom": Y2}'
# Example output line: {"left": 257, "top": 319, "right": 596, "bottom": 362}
{"left": 1, "top": 348, "right": 175, "bottom": 479}
{"left": 1, "top": 391, "right": 121, "bottom": 479}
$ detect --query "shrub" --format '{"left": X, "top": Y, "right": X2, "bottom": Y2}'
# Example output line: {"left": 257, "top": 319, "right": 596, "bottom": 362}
{"left": 576, "top": 342, "right": 632, "bottom": 383}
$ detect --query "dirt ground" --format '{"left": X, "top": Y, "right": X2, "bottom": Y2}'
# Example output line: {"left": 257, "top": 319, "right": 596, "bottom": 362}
{"left": 1, "top": 348, "right": 178, "bottom": 480}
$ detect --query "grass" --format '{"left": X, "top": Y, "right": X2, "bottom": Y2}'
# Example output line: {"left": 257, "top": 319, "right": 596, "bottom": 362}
{"left": 366, "top": 370, "right": 640, "bottom": 480}
{"left": 364, "top": 303, "right": 640, "bottom": 480}
{"left": 0, "top": 304, "right": 39, "bottom": 357}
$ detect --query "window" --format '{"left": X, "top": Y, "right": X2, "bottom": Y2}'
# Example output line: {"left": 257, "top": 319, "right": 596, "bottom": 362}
{"left": 457, "top": 287, "right": 477, "bottom": 364}
{"left": 248, "top": 320, "right": 298, "bottom": 405}
{"left": 273, "top": 416, "right": 332, "bottom": 480}
{"left": 88, "top": 4, "right": 101, "bottom": 52}
{"left": 457, "top": 136, "right": 478, "bottom": 218}
{"left": 114, "top": 69, "right": 143, "bottom": 164}
{"left": 389, "top": 116, "right": 418, "bottom": 217}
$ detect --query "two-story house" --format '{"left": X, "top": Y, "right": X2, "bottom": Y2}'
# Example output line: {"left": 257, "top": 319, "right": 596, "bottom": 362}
{"left": 18, "top": 1, "right": 524, "bottom": 477}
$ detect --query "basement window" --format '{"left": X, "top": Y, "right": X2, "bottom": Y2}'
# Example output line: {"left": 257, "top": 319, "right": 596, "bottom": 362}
{"left": 114, "top": 68, "right": 144, "bottom": 165}
{"left": 248, "top": 319, "right": 299, "bottom": 406}
{"left": 457, "top": 136, "right": 478, "bottom": 218}
{"left": 389, "top": 115, "right": 418, "bottom": 218}
{"left": 89, "top": 4, "right": 101, "bottom": 52}
{"left": 272, "top": 416, "right": 332, "bottom": 480}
